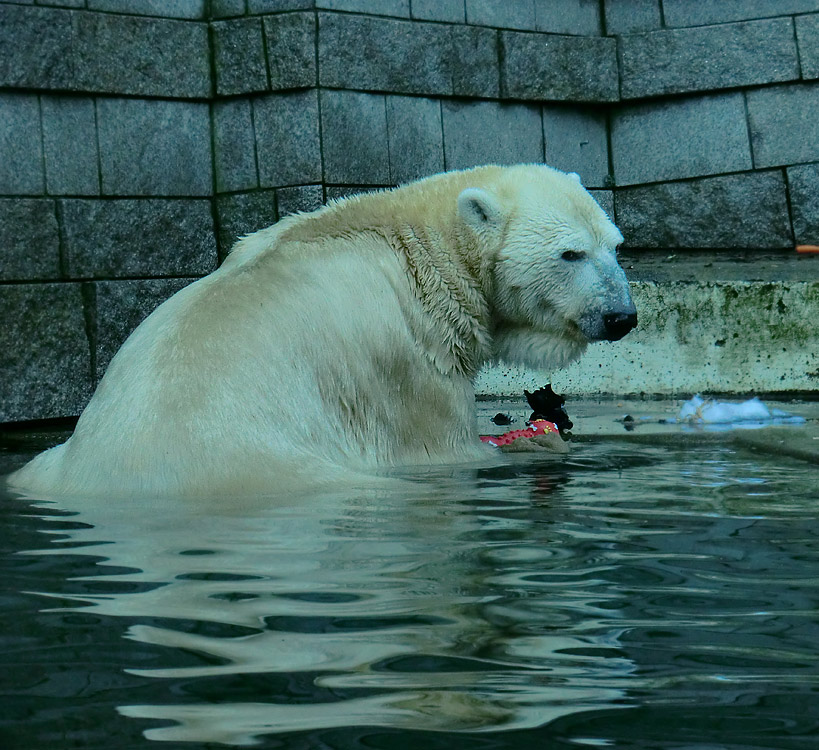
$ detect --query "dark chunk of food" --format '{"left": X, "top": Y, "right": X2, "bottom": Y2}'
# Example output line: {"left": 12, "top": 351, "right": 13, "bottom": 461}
{"left": 524, "top": 385, "right": 573, "bottom": 438}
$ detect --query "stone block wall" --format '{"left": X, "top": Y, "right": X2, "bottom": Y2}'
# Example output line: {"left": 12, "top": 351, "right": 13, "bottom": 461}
{"left": 1, "top": 0, "right": 819, "bottom": 422}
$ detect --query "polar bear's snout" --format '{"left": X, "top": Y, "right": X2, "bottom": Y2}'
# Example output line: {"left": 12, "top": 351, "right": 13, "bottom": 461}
{"left": 602, "top": 308, "right": 638, "bottom": 341}
{"left": 575, "top": 253, "right": 638, "bottom": 342}
{"left": 580, "top": 301, "right": 637, "bottom": 342}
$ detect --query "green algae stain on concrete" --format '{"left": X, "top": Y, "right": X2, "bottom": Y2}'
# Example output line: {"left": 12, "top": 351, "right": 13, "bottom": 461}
{"left": 474, "top": 281, "right": 819, "bottom": 396}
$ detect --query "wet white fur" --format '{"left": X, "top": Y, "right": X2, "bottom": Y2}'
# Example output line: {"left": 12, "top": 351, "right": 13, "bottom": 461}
{"left": 10, "top": 164, "right": 629, "bottom": 498}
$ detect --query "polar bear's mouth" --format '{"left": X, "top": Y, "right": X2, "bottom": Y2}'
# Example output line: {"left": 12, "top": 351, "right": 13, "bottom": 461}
{"left": 491, "top": 319, "right": 589, "bottom": 371}
{"left": 561, "top": 319, "right": 590, "bottom": 343}
{"left": 533, "top": 300, "right": 588, "bottom": 343}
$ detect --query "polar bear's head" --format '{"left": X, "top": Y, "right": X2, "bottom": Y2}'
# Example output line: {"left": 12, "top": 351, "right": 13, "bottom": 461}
{"left": 457, "top": 165, "right": 636, "bottom": 370}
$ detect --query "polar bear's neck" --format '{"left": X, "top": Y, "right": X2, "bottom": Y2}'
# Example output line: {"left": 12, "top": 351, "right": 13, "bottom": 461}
{"left": 272, "top": 175, "right": 502, "bottom": 379}
{"left": 390, "top": 222, "right": 492, "bottom": 379}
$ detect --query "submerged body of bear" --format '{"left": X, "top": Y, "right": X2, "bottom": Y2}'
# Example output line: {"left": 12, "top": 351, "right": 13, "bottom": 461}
{"left": 10, "top": 165, "right": 636, "bottom": 497}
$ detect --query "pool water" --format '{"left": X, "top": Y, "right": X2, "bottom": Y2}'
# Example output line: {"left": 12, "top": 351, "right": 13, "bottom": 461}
{"left": 2, "top": 410, "right": 819, "bottom": 749}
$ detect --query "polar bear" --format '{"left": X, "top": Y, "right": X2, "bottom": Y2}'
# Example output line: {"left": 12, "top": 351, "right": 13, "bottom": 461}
{"left": 9, "top": 165, "right": 636, "bottom": 498}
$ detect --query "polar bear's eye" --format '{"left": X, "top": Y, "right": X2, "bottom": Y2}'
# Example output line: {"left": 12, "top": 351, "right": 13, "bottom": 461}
{"left": 561, "top": 250, "right": 586, "bottom": 262}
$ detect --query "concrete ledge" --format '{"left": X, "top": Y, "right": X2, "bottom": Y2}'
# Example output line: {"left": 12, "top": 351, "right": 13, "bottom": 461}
{"left": 733, "top": 424, "right": 819, "bottom": 464}
{"left": 620, "top": 251, "right": 819, "bottom": 283}
{"left": 474, "top": 281, "right": 819, "bottom": 396}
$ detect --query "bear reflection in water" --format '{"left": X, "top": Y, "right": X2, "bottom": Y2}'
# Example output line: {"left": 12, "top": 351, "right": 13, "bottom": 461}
{"left": 18, "top": 459, "right": 634, "bottom": 745}
{"left": 9, "top": 164, "right": 636, "bottom": 498}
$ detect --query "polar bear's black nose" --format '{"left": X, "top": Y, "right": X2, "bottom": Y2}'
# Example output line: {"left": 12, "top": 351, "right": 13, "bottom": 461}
{"left": 603, "top": 311, "right": 638, "bottom": 341}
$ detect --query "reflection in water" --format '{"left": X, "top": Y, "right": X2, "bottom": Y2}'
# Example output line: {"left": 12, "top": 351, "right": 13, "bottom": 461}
{"left": 5, "top": 444, "right": 819, "bottom": 747}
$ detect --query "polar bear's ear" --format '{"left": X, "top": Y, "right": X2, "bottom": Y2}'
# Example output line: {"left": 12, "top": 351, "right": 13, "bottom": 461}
{"left": 457, "top": 188, "right": 503, "bottom": 233}
{"left": 567, "top": 172, "right": 582, "bottom": 183}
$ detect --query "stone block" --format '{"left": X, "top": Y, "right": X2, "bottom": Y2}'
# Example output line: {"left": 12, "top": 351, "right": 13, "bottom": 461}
{"left": 611, "top": 93, "right": 752, "bottom": 186}
{"left": 500, "top": 31, "right": 618, "bottom": 102}
{"left": 215, "top": 191, "right": 278, "bottom": 254}
{"left": 451, "top": 25, "right": 499, "bottom": 98}
{"left": 614, "top": 172, "right": 792, "bottom": 249}
{"left": 212, "top": 17, "right": 269, "bottom": 96}
{"left": 316, "top": 0, "right": 409, "bottom": 15}
{"left": 41, "top": 96, "right": 100, "bottom": 196}
{"left": 465, "top": 0, "right": 536, "bottom": 30}
{"left": 248, "top": 0, "right": 314, "bottom": 11}
{"left": 0, "top": 6, "right": 75, "bottom": 91}
{"left": 386, "top": 96, "right": 444, "bottom": 185}
{"left": 61, "top": 199, "right": 217, "bottom": 278}
{"left": 787, "top": 163, "right": 819, "bottom": 244}
{"left": 0, "top": 93, "right": 44, "bottom": 194}
{"left": 86, "top": 0, "right": 207, "bottom": 18}
{"left": 747, "top": 83, "right": 819, "bottom": 168}
{"left": 442, "top": 100, "right": 543, "bottom": 171}
{"left": 319, "top": 13, "right": 452, "bottom": 96}
{"left": 542, "top": 105, "right": 610, "bottom": 188}
{"left": 321, "top": 90, "right": 390, "bottom": 184}
{"left": 325, "top": 186, "right": 380, "bottom": 201}
{"left": 97, "top": 98, "right": 212, "bottom": 196}
{"left": 276, "top": 184, "right": 324, "bottom": 217}
{"left": 662, "top": 0, "right": 819, "bottom": 27}
{"left": 254, "top": 90, "right": 322, "bottom": 187}
{"left": 263, "top": 13, "right": 317, "bottom": 90}
{"left": 797, "top": 14, "right": 819, "bottom": 80}
{"left": 0, "top": 283, "right": 92, "bottom": 422}
{"left": 534, "top": 0, "right": 602, "bottom": 36}
{"left": 603, "top": 0, "right": 661, "bottom": 34}
{"left": 36, "top": 0, "right": 84, "bottom": 5}
{"left": 0, "top": 199, "right": 60, "bottom": 281}
{"left": 0, "top": 5, "right": 210, "bottom": 98}
{"left": 589, "top": 189, "right": 613, "bottom": 221}
{"left": 619, "top": 19, "right": 799, "bottom": 100}
{"left": 73, "top": 12, "right": 211, "bottom": 98}
{"left": 411, "top": 0, "right": 463, "bottom": 22}
{"left": 93, "top": 278, "right": 197, "bottom": 381}
{"left": 212, "top": 0, "right": 247, "bottom": 18}
{"left": 213, "top": 99, "right": 259, "bottom": 193}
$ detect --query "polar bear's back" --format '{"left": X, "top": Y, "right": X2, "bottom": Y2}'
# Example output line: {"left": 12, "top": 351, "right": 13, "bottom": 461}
{"left": 10, "top": 228, "right": 479, "bottom": 498}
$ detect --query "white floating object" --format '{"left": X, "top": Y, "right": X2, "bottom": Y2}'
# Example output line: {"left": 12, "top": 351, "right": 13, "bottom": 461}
{"left": 677, "top": 394, "right": 805, "bottom": 428}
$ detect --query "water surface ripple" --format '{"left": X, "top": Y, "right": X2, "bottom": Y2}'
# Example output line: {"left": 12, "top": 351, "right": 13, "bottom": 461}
{"left": 3, "top": 443, "right": 819, "bottom": 748}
